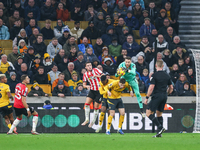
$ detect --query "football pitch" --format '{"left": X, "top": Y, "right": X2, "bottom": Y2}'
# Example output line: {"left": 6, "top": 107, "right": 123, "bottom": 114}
{"left": 1, "top": 133, "right": 200, "bottom": 150}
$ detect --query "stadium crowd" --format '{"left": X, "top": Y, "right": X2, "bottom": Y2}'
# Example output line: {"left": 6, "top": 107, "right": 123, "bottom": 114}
{"left": 0, "top": 0, "right": 196, "bottom": 97}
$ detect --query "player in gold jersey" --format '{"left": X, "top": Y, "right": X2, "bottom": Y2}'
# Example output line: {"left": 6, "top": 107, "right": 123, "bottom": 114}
{"left": 95, "top": 75, "right": 115, "bottom": 133}
{"left": 104, "top": 78, "right": 134, "bottom": 135}
{"left": 0, "top": 74, "right": 16, "bottom": 134}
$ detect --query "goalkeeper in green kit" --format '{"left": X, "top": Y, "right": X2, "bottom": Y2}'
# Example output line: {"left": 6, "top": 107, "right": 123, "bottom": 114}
{"left": 115, "top": 56, "right": 145, "bottom": 117}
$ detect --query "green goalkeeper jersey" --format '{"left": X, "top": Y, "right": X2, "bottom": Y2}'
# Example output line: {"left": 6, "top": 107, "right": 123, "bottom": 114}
{"left": 115, "top": 62, "right": 136, "bottom": 82}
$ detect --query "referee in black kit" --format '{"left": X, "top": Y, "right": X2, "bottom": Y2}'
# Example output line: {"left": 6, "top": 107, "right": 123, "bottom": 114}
{"left": 144, "top": 60, "right": 173, "bottom": 138}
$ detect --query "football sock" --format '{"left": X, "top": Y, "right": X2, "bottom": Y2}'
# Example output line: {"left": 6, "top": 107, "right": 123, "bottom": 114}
{"left": 157, "top": 116, "right": 163, "bottom": 127}
{"left": 107, "top": 115, "right": 113, "bottom": 131}
{"left": 91, "top": 108, "right": 99, "bottom": 124}
{"left": 7, "top": 124, "right": 11, "bottom": 129}
{"left": 148, "top": 114, "right": 162, "bottom": 129}
{"left": 9, "top": 118, "right": 21, "bottom": 133}
{"left": 118, "top": 115, "right": 124, "bottom": 130}
{"left": 136, "top": 96, "right": 143, "bottom": 109}
{"left": 32, "top": 115, "right": 38, "bottom": 132}
{"left": 99, "top": 112, "right": 105, "bottom": 126}
{"left": 85, "top": 103, "right": 90, "bottom": 121}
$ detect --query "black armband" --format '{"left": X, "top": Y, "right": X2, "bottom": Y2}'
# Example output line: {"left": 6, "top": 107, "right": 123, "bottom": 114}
{"left": 146, "top": 96, "right": 149, "bottom": 99}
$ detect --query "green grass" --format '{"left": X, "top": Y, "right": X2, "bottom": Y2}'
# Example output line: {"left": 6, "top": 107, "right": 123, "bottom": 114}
{"left": 1, "top": 133, "right": 200, "bottom": 150}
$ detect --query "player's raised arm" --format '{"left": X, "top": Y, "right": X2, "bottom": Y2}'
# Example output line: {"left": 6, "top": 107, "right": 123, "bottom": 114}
{"left": 83, "top": 82, "right": 90, "bottom": 90}
{"left": 126, "top": 83, "right": 134, "bottom": 97}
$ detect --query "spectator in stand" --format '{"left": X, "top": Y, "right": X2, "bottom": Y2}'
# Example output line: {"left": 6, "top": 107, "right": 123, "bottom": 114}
{"left": 23, "top": 46, "right": 35, "bottom": 69}
{"left": 153, "top": 34, "right": 168, "bottom": 53}
{"left": 135, "top": 55, "right": 149, "bottom": 75}
{"left": 177, "top": 58, "right": 187, "bottom": 73}
{"left": 102, "top": 57, "right": 117, "bottom": 75}
{"left": 58, "top": 28, "right": 71, "bottom": 46}
{"left": 47, "top": 37, "right": 62, "bottom": 60}
{"left": 16, "top": 63, "right": 33, "bottom": 82}
{"left": 47, "top": 65, "right": 60, "bottom": 84}
{"left": 175, "top": 73, "right": 189, "bottom": 95}
{"left": 54, "top": 19, "right": 65, "bottom": 39}
{"left": 0, "top": 2, "right": 9, "bottom": 17}
{"left": 29, "top": 28, "right": 39, "bottom": 46}
{"left": 164, "top": 2, "right": 179, "bottom": 34}
{"left": 101, "top": 25, "right": 117, "bottom": 46}
{"left": 52, "top": 72, "right": 69, "bottom": 90}
{"left": 63, "top": 62, "right": 75, "bottom": 81}
{"left": 60, "top": 0, "right": 72, "bottom": 11}
{"left": 146, "top": 2, "right": 159, "bottom": 24}
{"left": 81, "top": 20, "right": 100, "bottom": 40}
{"left": 117, "top": 49, "right": 127, "bottom": 66}
{"left": 94, "top": 12, "right": 105, "bottom": 36}
{"left": 101, "top": 17, "right": 112, "bottom": 35}
{"left": 0, "top": 19, "right": 9, "bottom": 40}
{"left": 43, "top": 53, "right": 57, "bottom": 73}
{"left": 63, "top": 36, "right": 78, "bottom": 56}
{"left": 87, "top": 0, "right": 102, "bottom": 10}
{"left": 32, "top": 33, "right": 47, "bottom": 57}
{"left": 0, "top": 55, "right": 15, "bottom": 74}
{"left": 33, "top": 66, "right": 49, "bottom": 84}
{"left": 169, "top": 63, "right": 179, "bottom": 84}
{"left": 74, "top": 52, "right": 85, "bottom": 76}
{"left": 41, "top": 0, "right": 57, "bottom": 21}
{"left": 84, "top": 5, "right": 97, "bottom": 21}
{"left": 170, "top": 36, "right": 187, "bottom": 52}
{"left": 98, "top": 46, "right": 116, "bottom": 65}
{"left": 108, "top": 37, "right": 122, "bottom": 57}
{"left": 124, "top": 10, "right": 139, "bottom": 30}
{"left": 164, "top": 27, "right": 176, "bottom": 46}
{"left": 31, "top": 54, "right": 43, "bottom": 75}
{"left": 78, "top": 37, "right": 94, "bottom": 54}
{"left": 178, "top": 82, "right": 196, "bottom": 96}
{"left": 9, "top": 10, "right": 24, "bottom": 29}
{"left": 11, "top": 0, "right": 24, "bottom": 18}
{"left": 24, "top": 0, "right": 40, "bottom": 21}
{"left": 114, "top": 0, "right": 128, "bottom": 18}
{"left": 24, "top": 10, "right": 34, "bottom": 27}
{"left": 41, "top": 20, "right": 54, "bottom": 40}
{"left": 139, "top": 10, "right": 153, "bottom": 26}
{"left": 139, "top": 35, "right": 152, "bottom": 52}
{"left": 148, "top": 28, "right": 158, "bottom": 45}
{"left": 115, "top": 17, "right": 133, "bottom": 37}
{"left": 52, "top": 80, "right": 71, "bottom": 97}
{"left": 162, "top": 49, "right": 173, "bottom": 67}
{"left": 14, "top": 56, "right": 23, "bottom": 72}
{"left": 131, "top": 0, "right": 145, "bottom": 10}
{"left": 72, "top": 0, "right": 88, "bottom": 12}
{"left": 25, "top": 18, "right": 40, "bottom": 37}
{"left": 70, "top": 21, "right": 84, "bottom": 40}
{"left": 184, "top": 56, "right": 195, "bottom": 71}
{"left": 68, "top": 71, "right": 83, "bottom": 92}
{"left": 155, "top": 9, "right": 167, "bottom": 30}
{"left": 56, "top": 2, "right": 69, "bottom": 22}
{"left": 158, "top": 18, "right": 172, "bottom": 36}
{"left": 112, "top": 12, "right": 119, "bottom": 28}
{"left": 7, "top": 72, "right": 19, "bottom": 93}
{"left": 0, "top": 8, "right": 9, "bottom": 27}
{"left": 83, "top": 47, "right": 98, "bottom": 63}
{"left": 136, "top": 72, "right": 145, "bottom": 93}
{"left": 133, "top": 3, "right": 143, "bottom": 20}
{"left": 106, "top": 0, "right": 116, "bottom": 10}
{"left": 139, "top": 18, "right": 155, "bottom": 38}
{"left": 98, "top": 1, "right": 112, "bottom": 18}
{"left": 118, "top": 26, "right": 131, "bottom": 45}
{"left": 144, "top": 72, "right": 153, "bottom": 92}
{"left": 71, "top": 3, "right": 84, "bottom": 21}
{"left": 149, "top": 52, "right": 170, "bottom": 73}
{"left": 18, "top": 39, "right": 28, "bottom": 55}
{"left": 97, "top": 65, "right": 103, "bottom": 73}
{"left": 58, "top": 55, "right": 68, "bottom": 72}
{"left": 68, "top": 46, "right": 77, "bottom": 62}
{"left": 54, "top": 49, "right": 66, "bottom": 66}
{"left": 92, "top": 57, "right": 100, "bottom": 68}
{"left": 122, "top": 35, "right": 140, "bottom": 57}
{"left": 172, "top": 46, "right": 188, "bottom": 65}
{"left": 186, "top": 68, "right": 196, "bottom": 84}
{"left": 141, "top": 68, "right": 149, "bottom": 82}
{"left": 27, "top": 82, "right": 48, "bottom": 97}
{"left": 93, "top": 37, "right": 104, "bottom": 57}
{"left": 7, "top": 46, "right": 21, "bottom": 65}
{"left": 72, "top": 83, "right": 88, "bottom": 96}
{"left": 117, "top": 0, "right": 132, "bottom": 10}
{"left": 10, "top": 19, "right": 22, "bottom": 41}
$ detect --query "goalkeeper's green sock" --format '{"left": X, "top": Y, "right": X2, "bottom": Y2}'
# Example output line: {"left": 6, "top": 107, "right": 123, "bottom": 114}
{"left": 136, "top": 96, "right": 143, "bottom": 109}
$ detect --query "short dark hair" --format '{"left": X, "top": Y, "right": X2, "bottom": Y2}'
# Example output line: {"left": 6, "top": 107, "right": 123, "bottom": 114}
{"left": 38, "top": 66, "right": 44, "bottom": 70}
{"left": 85, "top": 61, "right": 92, "bottom": 67}
{"left": 37, "top": 33, "right": 43, "bottom": 38}
{"left": 141, "top": 35, "right": 148, "bottom": 40}
{"left": 119, "top": 78, "right": 126, "bottom": 84}
{"left": 21, "top": 74, "right": 28, "bottom": 82}
{"left": 125, "top": 56, "right": 131, "bottom": 60}
{"left": 59, "top": 73, "right": 65, "bottom": 76}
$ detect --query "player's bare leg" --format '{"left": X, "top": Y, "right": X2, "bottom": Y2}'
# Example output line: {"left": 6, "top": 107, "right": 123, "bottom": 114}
{"left": 117, "top": 108, "right": 125, "bottom": 135}
{"left": 95, "top": 106, "right": 107, "bottom": 132}
{"left": 31, "top": 111, "right": 39, "bottom": 135}
{"left": 88, "top": 102, "right": 99, "bottom": 128}
{"left": 8, "top": 113, "right": 17, "bottom": 134}
{"left": 81, "top": 97, "right": 93, "bottom": 126}
{"left": 106, "top": 110, "right": 115, "bottom": 135}
{"left": 7, "top": 114, "right": 22, "bottom": 135}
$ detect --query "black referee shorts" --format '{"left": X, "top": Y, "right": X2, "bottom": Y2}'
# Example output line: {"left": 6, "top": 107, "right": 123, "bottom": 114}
{"left": 87, "top": 90, "right": 102, "bottom": 104}
{"left": 0, "top": 105, "right": 13, "bottom": 117}
{"left": 147, "top": 93, "right": 167, "bottom": 112}
{"left": 14, "top": 107, "right": 35, "bottom": 117}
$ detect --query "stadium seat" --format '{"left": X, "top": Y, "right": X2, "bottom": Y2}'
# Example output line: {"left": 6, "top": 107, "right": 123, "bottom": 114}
{"left": 91, "top": 39, "right": 96, "bottom": 46}
{"left": 44, "top": 40, "right": 52, "bottom": 46}
{"left": 68, "top": 12, "right": 71, "bottom": 20}
{"left": 133, "top": 30, "right": 140, "bottom": 39}
{"left": 135, "top": 39, "right": 141, "bottom": 45}
{"left": 80, "top": 21, "right": 89, "bottom": 30}
{"left": 37, "top": 21, "right": 46, "bottom": 29}
{"left": 26, "top": 84, "right": 52, "bottom": 95}
{"left": 190, "top": 84, "right": 196, "bottom": 94}
{"left": 65, "top": 21, "right": 75, "bottom": 29}
{"left": 0, "top": 40, "right": 13, "bottom": 49}
{"left": 51, "top": 21, "right": 57, "bottom": 29}
{"left": 3, "top": 48, "right": 12, "bottom": 56}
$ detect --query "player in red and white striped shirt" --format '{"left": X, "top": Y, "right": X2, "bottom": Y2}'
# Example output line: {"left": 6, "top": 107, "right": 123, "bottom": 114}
{"left": 82, "top": 62, "right": 103, "bottom": 127}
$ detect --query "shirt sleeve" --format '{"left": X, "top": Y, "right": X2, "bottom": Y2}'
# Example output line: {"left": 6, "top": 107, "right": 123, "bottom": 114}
{"left": 94, "top": 68, "right": 102, "bottom": 75}
{"left": 150, "top": 74, "right": 156, "bottom": 85}
{"left": 6, "top": 85, "right": 11, "bottom": 93}
{"left": 168, "top": 78, "right": 173, "bottom": 85}
{"left": 22, "top": 87, "right": 28, "bottom": 97}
